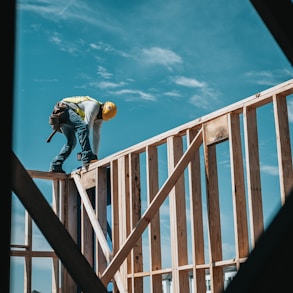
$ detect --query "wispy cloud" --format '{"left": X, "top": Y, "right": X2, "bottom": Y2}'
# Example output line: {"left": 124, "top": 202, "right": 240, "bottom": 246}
{"left": 171, "top": 76, "right": 220, "bottom": 111}
{"left": 244, "top": 69, "right": 293, "bottom": 86}
{"left": 261, "top": 164, "right": 279, "bottom": 176}
{"left": 18, "top": 0, "right": 124, "bottom": 34}
{"left": 173, "top": 76, "right": 206, "bottom": 88}
{"left": 97, "top": 66, "right": 113, "bottom": 79}
{"left": 140, "top": 47, "right": 182, "bottom": 70}
{"left": 189, "top": 94, "right": 212, "bottom": 111}
{"left": 163, "top": 91, "right": 182, "bottom": 98}
{"left": 90, "top": 42, "right": 130, "bottom": 58}
{"left": 92, "top": 81, "right": 127, "bottom": 89}
{"left": 113, "top": 89, "right": 156, "bottom": 101}
{"left": 49, "top": 32, "right": 79, "bottom": 54}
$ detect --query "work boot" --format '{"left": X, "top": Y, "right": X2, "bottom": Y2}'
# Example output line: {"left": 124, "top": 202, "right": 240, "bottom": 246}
{"left": 82, "top": 153, "right": 98, "bottom": 168}
{"left": 49, "top": 166, "right": 66, "bottom": 173}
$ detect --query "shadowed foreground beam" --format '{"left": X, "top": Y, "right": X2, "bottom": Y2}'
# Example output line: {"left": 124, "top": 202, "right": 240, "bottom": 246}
{"left": 11, "top": 151, "right": 107, "bottom": 293}
{"left": 250, "top": 0, "right": 293, "bottom": 66}
{"left": 222, "top": 188, "right": 293, "bottom": 293}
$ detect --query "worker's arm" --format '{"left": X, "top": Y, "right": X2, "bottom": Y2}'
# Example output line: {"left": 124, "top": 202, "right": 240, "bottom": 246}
{"left": 92, "top": 119, "right": 102, "bottom": 156}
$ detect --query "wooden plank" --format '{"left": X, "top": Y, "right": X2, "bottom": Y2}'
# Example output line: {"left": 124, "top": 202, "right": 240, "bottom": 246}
{"left": 24, "top": 212, "right": 32, "bottom": 293}
{"left": 187, "top": 129, "right": 206, "bottom": 293}
{"left": 80, "top": 169, "right": 96, "bottom": 190}
{"left": 273, "top": 94, "right": 293, "bottom": 203}
{"left": 101, "top": 129, "right": 203, "bottom": 285}
{"left": 118, "top": 156, "right": 129, "bottom": 290}
{"left": 167, "top": 136, "right": 189, "bottom": 293}
{"left": 228, "top": 113, "right": 249, "bottom": 260}
{"left": 63, "top": 179, "right": 78, "bottom": 292}
{"left": 52, "top": 179, "right": 60, "bottom": 293}
{"left": 203, "top": 127, "right": 224, "bottom": 293}
{"left": 52, "top": 257, "right": 59, "bottom": 293}
{"left": 111, "top": 160, "right": 119, "bottom": 255}
{"left": 28, "top": 170, "right": 67, "bottom": 180}
{"left": 96, "top": 167, "right": 108, "bottom": 274}
{"left": 146, "top": 146, "right": 162, "bottom": 293}
{"left": 10, "top": 250, "right": 56, "bottom": 257}
{"left": 204, "top": 115, "right": 229, "bottom": 145}
{"left": 12, "top": 151, "right": 108, "bottom": 293}
{"left": 81, "top": 191, "right": 94, "bottom": 266}
{"left": 243, "top": 106, "right": 264, "bottom": 246}
{"left": 110, "top": 160, "right": 119, "bottom": 293}
{"left": 57, "top": 178, "right": 69, "bottom": 291}
{"left": 129, "top": 153, "right": 143, "bottom": 293}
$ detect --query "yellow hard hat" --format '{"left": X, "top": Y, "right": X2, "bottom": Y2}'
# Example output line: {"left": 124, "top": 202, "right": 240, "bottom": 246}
{"left": 102, "top": 101, "right": 117, "bottom": 121}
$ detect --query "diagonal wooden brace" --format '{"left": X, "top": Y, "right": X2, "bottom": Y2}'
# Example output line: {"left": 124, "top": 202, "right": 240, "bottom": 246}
{"left": 72, "top": 173, "right": 127, "bottom": 292}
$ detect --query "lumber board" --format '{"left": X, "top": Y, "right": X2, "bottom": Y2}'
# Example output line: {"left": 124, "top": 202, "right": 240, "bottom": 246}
{"left": 243, "top": 107, "right": 264, "bottom": 246}
{"left": 96, "top": 167, "right": 108, "bottom": 274}
{"left": 167, "top": 136, "right": 190, "bottom": 293}
{"left": 273, "top": 94, "right": 293, "bottom": 203}
{"left": 204, "top": 114, "right": 229, "bottom": 145}
{"left": 203, "top": 135, "right": 224, "bottom": 293}
{"left": 118, "top": 156, "right": 129, "bottom": 289}
{"left": 228, "top": 113, "right": 249, "bottom": 259}
{"left": 146, "top": 145, "right": 163, "bottom": 292}
{"left": 187, "top": 129, "right": 206, "bottom": 293}
{"left": 129, "top": 153, "right": 144, "bottom": 292}
{"left": 28, "top": 170, "right": 67, "bottom": 180}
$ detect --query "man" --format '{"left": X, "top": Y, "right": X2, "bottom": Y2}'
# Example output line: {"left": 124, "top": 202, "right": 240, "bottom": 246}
{"left": 49, "top": 96, "right": 117, "bottom": 173}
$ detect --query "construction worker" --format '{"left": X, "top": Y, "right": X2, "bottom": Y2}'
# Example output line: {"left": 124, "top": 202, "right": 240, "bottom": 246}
{"left": 49, "top": 96, "right": 117, "bottom": 173}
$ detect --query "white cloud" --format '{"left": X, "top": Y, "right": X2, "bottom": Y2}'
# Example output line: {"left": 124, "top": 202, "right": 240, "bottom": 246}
{"left": 141, "top": 47, "right": 182, "bottom": 69}
{"left": 18, "top": 0, "right": 123, "bottom": 34}
{"left": 173, "top": 76, "right": 206, "bottom": 88}
{"left": 95, "top": 81, "right": 126, "bottom": 89}
{"left": 113, "top": 89, "right": 156, "bottom": 101}
{"left": 90, "top": 41, "right": 130, "bottom": 58}
{"left": 189, "top": 94, "right": 212, "bottom": 110}
{"left": 261, "top": 164, "right": 279, "bottom": 176}
{"left": 49, "top": 32, "right": 79, "bottom": 54}
{"left": 244, "top": 69, "right": 293, "bottom": 86}
{"left": 97, "top": 66, "right": 113, "bottom": 79}
{"left": 163, "top": 91, "right": 182, "bottom": 98}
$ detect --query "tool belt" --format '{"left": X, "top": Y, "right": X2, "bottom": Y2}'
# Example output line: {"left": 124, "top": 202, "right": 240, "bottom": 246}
{"left": 48, "top": 102, "right": 68, "bottom": 131}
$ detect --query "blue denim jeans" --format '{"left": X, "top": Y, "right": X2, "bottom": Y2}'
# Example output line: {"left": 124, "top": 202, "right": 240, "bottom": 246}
{"left": 50, "top": 108, "right": 97, "bottom": 171}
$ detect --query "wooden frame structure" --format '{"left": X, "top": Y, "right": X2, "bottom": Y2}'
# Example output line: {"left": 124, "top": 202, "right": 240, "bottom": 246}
{"left": 11, "top": 79, "right": 293, "bottom": 293}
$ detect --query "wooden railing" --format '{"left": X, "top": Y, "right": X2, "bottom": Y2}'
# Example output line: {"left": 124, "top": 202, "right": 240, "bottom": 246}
{"left": 11, "top": 78, "right": 293, "bottom": 293}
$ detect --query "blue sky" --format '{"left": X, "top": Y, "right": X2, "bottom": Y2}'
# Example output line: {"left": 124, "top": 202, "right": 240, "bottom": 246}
{"left": 11, "top": 0, "right": 293, "bottom": 292}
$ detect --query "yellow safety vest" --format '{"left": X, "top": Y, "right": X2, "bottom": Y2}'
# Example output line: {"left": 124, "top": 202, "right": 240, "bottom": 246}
{"left": 62, "top": 96, "right": 102, "bottom": 119}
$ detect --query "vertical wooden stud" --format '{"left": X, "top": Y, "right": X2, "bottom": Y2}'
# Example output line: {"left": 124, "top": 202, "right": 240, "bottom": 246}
{"left": 167, "top": 136, "right": 190, "bottom": 293}
{"left": 146, "top": 146, "right": 162, "bottom": 293}
{"left": 243, "top": 106, "right": 264, "bottom": 246}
